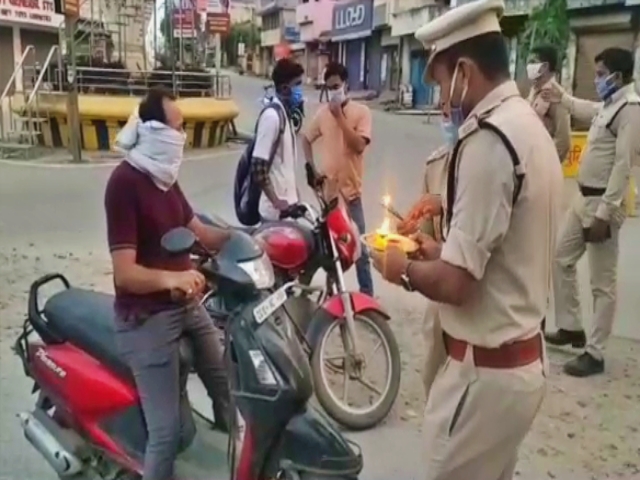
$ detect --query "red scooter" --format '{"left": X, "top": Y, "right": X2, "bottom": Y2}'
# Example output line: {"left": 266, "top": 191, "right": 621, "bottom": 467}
{"left": 201, "top": 168, "right": 401, "bottom": 431}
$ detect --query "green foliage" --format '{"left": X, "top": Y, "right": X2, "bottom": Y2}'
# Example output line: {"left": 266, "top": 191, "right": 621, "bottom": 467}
{"left": 518, "top": 0, "right": 570, "bottom": 66}
{"left": 223, "top": 21, "right": 261, "bottom": 66}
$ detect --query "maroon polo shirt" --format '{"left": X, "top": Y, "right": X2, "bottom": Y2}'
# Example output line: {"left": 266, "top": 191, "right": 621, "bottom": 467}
{"left": 104, "top": 161, "right": 195, "bottom": 317}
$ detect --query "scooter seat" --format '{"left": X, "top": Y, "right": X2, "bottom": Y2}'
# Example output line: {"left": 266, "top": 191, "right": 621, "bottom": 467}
{"left": 43, "top": 288, "right": 133, "bottom": 381}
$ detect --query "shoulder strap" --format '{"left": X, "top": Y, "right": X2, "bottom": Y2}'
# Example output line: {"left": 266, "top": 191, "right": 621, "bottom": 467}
{"left": 606, "top": 101, "right": 640, "bottom": 136}
{"left": 445, "top": 119, "right": 525, "bottom": 233}
{"left": 255, "top": 103, "right": 286, "bottom": 168}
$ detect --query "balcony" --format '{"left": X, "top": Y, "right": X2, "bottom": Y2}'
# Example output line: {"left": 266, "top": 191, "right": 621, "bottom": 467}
{"left": 261, "top": 27, "right": 282, "bottom": 47}
{"left": 296, "top": 0, "right": 334, "bottom": 40}
{"left": 391, "top": 0, "right": 442, "bottom": 14}
{"left": 258, "top": 0, "right": 298, "bottom": 15}
{"left": 456, "top": 0, "right": 624, "bottom": 13}
{"left": 390, "top": 3, "right": 444, "bottom": 37}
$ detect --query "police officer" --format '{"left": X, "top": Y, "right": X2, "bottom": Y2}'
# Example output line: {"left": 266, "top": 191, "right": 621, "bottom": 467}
{"left": 396, "top": 145, "right": 449, "bottom": 397}
{"left": 370, "top": 0, "right": 564, "bottom": 478}
{"left": 542, "top": 47, "right": 640, "bottom": 377}
{"left": 526, "top": 44, "right": 572, "bottom": 163}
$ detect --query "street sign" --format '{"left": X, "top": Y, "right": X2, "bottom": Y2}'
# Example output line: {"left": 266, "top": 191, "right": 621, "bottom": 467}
{"left": 206, "top": 12, "right": 230, "bottom": 35}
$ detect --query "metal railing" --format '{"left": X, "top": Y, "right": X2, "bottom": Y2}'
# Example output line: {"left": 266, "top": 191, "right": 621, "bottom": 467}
{"left": 0, "top": 45, "right": 35, "bottom": 142}
{"left": 43, "top": 66, "right": 233, "bottom": 99}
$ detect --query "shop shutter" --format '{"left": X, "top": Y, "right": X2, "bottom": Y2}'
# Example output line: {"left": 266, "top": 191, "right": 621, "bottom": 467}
{"left": 0, "top": 27, "right": 15, "bottom": 96}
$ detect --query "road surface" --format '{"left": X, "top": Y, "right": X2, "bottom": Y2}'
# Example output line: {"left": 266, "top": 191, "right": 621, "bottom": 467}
{"left": 0, "top": 72, "right": 638, "bottom": 480}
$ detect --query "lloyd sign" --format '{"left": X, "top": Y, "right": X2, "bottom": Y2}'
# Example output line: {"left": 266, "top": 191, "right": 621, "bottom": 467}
{"left": 0, "top": 0, "right": 63, "bottom": 28}
{"left": 331, "top": 0, "right": 372, "bottom": 41}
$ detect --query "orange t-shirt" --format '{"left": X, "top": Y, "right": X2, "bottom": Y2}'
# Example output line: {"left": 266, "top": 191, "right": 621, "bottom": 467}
{"left": 304, "top": 101, "right": 372, "bottom": 201}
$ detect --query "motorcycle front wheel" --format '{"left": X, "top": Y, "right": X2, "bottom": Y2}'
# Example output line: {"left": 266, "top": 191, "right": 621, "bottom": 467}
{"left": 310, "top": 311, "right": 401, "bottom": 431}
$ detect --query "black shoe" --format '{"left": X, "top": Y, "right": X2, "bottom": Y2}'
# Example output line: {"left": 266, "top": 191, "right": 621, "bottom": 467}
{"left": 544, "top": 329, "right": 586, "bottom": 348}
{"left": 563, "top": 352, "right": 604, "bottom": 377}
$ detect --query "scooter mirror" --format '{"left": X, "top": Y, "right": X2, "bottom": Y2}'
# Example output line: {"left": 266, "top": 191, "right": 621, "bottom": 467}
{"left": 161, "top": 227, "right": 196, "bottom": 255}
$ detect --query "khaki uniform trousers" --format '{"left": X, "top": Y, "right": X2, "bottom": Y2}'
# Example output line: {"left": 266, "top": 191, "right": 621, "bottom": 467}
{"left": 553, "top": 195, "right": 624, "bottom": 360}
{"left": 422, "top": 349, "right": 546, "bottom": 480}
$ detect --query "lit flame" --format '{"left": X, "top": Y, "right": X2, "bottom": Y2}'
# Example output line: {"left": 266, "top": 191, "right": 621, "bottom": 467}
{"left": 377, "top": 217, "right": 391, "bottom": 235}
{"left": 382, "top": 194, "right": 391, "bottom": 207}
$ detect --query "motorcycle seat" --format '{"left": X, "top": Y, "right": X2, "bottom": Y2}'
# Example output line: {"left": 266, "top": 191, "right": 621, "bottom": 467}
{"left": 196, "top": 212, "right": 256, "bottom": 235}
{"left": 43, "top": 288, "right": 133, "bottom": 381}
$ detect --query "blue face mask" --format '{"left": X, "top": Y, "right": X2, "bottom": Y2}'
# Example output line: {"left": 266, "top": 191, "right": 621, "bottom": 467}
{"left": 290, "top": 85, "right": 304, "bottom": 107}
{"left": 594, "top": 73, "right": 618, "bottom": 101}
{"left": 440, "top": 119, "right": 459, "bottom": 148}
{"left": 448, "top": 63, "right": 468, "bottom": 128}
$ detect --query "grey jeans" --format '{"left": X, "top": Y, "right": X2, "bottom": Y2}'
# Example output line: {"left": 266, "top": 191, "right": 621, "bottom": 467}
{"left": 116, "top": 305, "right": 229, "bottom": 480}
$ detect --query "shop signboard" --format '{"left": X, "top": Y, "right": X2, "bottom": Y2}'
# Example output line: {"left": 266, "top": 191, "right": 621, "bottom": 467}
{"left": 0, "top": 0, "right": 64, "bottom": 28}
{"left": 331, "top": 0, "right": 373, "bottom": 42}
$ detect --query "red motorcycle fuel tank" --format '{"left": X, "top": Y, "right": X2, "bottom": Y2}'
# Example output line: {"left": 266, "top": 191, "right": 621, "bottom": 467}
{"left": 326, "top": 203, "right": 358, "bottom": 270}
{"left": 254, "top": 223, "right": 311, "bottom": 271}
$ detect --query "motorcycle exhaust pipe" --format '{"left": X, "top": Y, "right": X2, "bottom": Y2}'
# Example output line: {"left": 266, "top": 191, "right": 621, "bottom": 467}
{"left": 18, "top": 411, "right": 84, "bottom": 477}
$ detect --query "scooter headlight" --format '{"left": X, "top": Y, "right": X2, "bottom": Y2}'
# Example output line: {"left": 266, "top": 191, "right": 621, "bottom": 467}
{"left": 238, "top": 254, "right": 275, "bottom": 289}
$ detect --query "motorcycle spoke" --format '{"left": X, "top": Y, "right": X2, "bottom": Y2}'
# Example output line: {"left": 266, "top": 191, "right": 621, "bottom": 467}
{"left": 342, "top": 372, "right": 350, "bottom": 404}
{"left": 356, "top": 376, "right": 383, "bottom": 396}
{"left": 365, "top": 339, "right": 383, "bottom": 363}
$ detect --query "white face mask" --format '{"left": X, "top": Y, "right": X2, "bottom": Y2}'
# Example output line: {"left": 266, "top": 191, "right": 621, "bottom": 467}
{"left": 330, "top": 85, "right": 346, "bottom": 104}
{"left": 120, "top": 120, "right": 187, "bottom": 191}
{"left": 526, "top": 62, "right": 544, "bottom": 80}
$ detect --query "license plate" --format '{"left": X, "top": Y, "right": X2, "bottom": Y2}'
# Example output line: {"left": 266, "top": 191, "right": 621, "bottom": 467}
{"left": 253, "top": 287, "right": 288, "bottom": 325}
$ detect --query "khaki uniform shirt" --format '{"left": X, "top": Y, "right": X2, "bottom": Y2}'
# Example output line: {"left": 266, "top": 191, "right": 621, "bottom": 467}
{"left": 439, "top": 81, "right": 564, "bottom": 348}
{"left": 561, "top": 83, "right": 640, "bottom": 226}
{"left": 528, "top": 79, "right": 571, "bottom": 162}
{"left": 421, "top": 146, "right": 449, "bottom": 242}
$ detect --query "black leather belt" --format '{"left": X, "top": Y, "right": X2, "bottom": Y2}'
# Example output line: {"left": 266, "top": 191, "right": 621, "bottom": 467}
{"left": 579, "top": 185, "right": 606, "bottom": 197}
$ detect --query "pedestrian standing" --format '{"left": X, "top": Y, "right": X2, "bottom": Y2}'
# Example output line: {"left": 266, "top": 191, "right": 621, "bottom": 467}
{"left": 370, "top": 0, "right": 564, "bottom": 478}
{"left": 526, "top": 44, "right": 571, "bottom": 163}
{"left": 319, "top": 65, "right": 329, "bottom": 102}
{"left": 302, "top": 61, "right": 375, "bottom": 296}
{"left": 542, "top": 47, "right": 640, "bottom": 377}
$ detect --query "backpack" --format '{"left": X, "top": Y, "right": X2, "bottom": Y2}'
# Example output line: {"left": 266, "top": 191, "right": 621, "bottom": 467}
{"left": 234, "top": 103, "right": 286, "bottom": 226}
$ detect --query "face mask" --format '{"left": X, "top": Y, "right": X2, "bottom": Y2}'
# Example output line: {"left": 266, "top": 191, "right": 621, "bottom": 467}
{"left": 330, "top": 85, "right": 346, "bottom": 104}
{"left": 440, "top": 119, "right": 458, "bottom": 148}
{"left": 526, "top": 62, "right": 543, "bottom": 80}
{"left": 448, "top": 63, "right": 468, "bottom": 128}
{"left": 124, "top": 120, "right": 186, "bottom": 191}
{"left": 594, "top": 73, "right": 619, "bottom": 101}
{"left": 290, "top": 85, "right": 304, "bottom": 106}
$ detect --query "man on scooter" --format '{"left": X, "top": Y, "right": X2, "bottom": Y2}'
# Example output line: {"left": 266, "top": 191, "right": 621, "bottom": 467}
{"left": 105, "top": 86, "right": 231, "bottom": 480}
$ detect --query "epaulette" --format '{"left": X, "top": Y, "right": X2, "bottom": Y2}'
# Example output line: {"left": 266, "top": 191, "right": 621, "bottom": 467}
{"left": 425, "top": 145, "right": 449, "bottom": 165}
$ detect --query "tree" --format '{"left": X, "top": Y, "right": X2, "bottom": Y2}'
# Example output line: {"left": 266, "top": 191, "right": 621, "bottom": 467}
{"left": 223, "top": 21, "right": 261, "bottom": 67}
{"left": 518, "top": 0, "right": 570, "bottom": 68}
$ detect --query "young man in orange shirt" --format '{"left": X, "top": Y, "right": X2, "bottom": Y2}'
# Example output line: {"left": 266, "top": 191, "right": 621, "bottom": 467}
{"left": 302, "top": 62, "right": 374, "bottom": 296}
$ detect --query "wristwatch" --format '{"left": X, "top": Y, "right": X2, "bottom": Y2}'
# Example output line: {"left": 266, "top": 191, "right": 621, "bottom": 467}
{"left": 400, "top": 261, "right": 415, "bottom": 292}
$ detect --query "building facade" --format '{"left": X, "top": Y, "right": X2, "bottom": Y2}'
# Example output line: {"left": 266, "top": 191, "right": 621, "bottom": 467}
{"left": 0, "top": 0, "right": 63, "bottom": 93}
{"left": 258, "top": 0, "right": 299, "bottom": 75}
{"left": 296, "top": 0, "right": 333, "bottom": 85}
{"left": 330, "top": 0, "right": 374, "bottom": 91}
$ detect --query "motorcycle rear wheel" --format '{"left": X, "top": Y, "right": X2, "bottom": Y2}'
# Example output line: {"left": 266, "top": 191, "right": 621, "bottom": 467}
{"left": 310, "top": 311, "right": 401, "bottom": 431}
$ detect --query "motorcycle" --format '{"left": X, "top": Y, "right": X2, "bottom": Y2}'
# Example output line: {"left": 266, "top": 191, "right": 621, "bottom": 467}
{"left": 261, "top": 84, "right": 305, "bottom": 134}
{"left": 13, "top": 227, "right": 363, "bottom": 480}
{"left": 199, "top": 168, "right": 402, "bottom": 431}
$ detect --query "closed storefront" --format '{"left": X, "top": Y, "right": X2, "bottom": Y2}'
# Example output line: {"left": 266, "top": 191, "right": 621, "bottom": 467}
{"left": 0, "top": 27, "right": 14, "bottom": 94}
{"left": 366, "top": 30, "right": 382, "bottom": 91}
{"left": 20, "top": 29, "right": 59, "bottom": 64}
{"left": 331, "top": 0, "right": 373, "bottom": 91}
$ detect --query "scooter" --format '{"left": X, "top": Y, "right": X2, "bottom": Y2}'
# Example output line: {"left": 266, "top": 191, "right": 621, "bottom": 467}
{"left": 13, "top": 227, "right": 363, "bottom": 480}
{"left": 199, "top": 167, "right": 401, "bottom": 431}
{"left": 261, "top": 84, "right": 305, "bottom": 134}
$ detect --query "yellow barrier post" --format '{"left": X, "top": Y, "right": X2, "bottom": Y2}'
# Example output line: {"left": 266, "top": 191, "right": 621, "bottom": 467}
{"left": 565, "top": 132, "right": 637, "bottom": 218}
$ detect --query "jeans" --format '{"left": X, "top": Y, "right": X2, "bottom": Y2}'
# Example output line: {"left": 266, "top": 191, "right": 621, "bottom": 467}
{"left": 116, "top": 305, "right": 229, "bottom": 480}
{"left": 347, "top": 197, "right": 374, "bottom": 296}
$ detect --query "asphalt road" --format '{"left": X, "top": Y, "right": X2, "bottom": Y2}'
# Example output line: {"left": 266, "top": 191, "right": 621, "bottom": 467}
{"left": 0, "top": 72, "right": 639, "bottom": 480}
